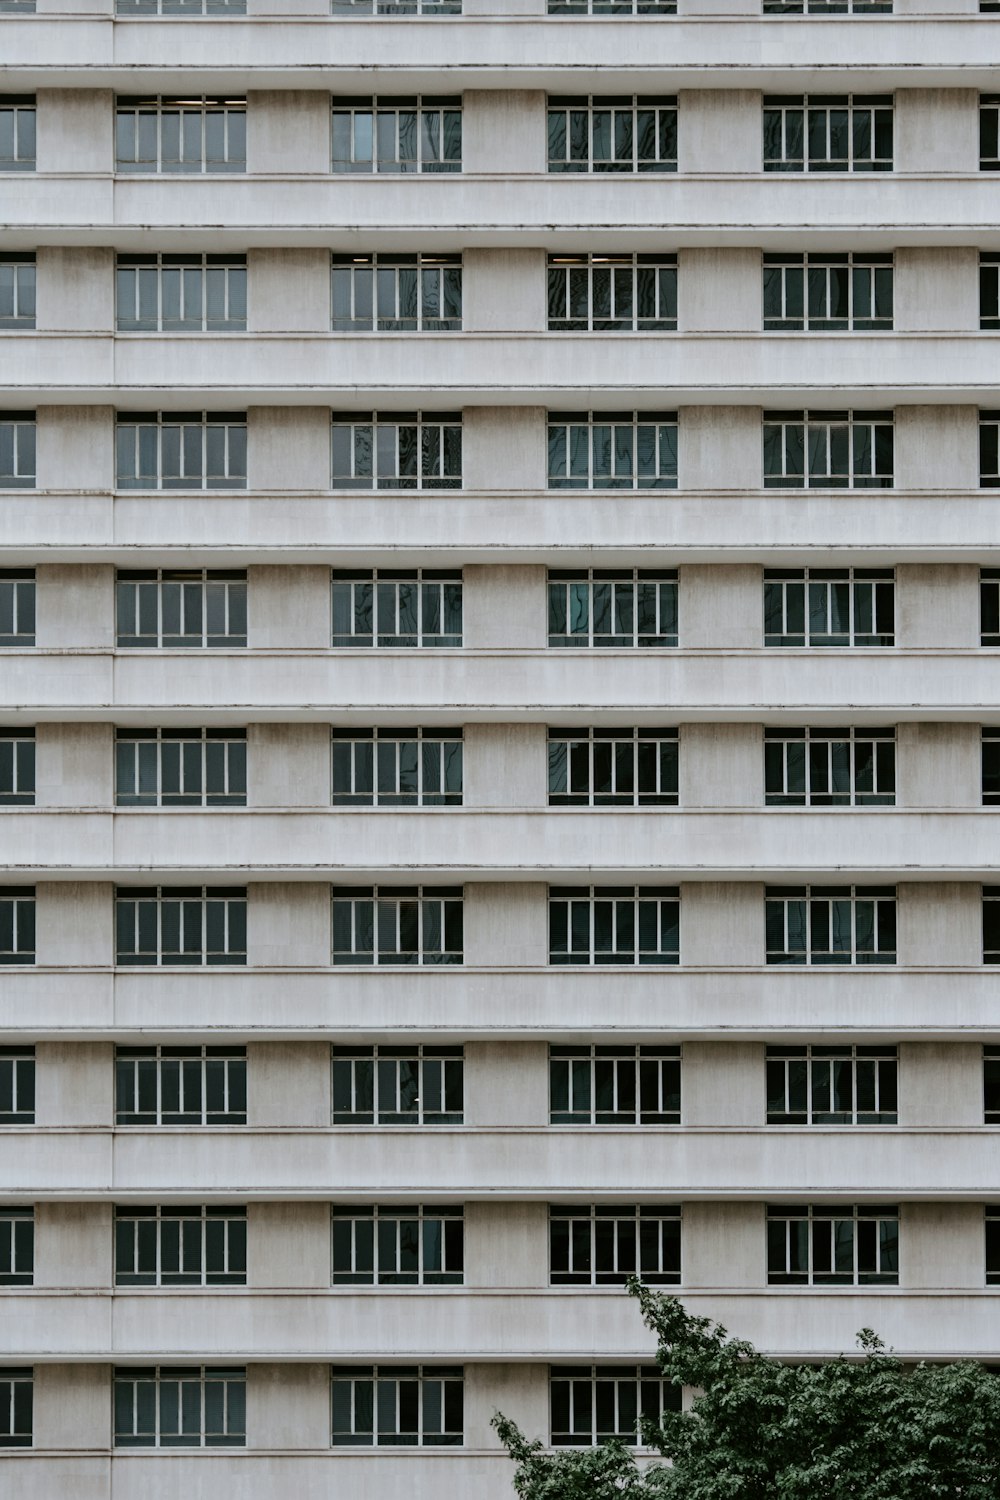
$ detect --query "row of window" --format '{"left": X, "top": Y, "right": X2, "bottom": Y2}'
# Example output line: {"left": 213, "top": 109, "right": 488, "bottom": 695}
{"left": 8, "top": 410, "right": 1000, "bottom": 491}
{"left": 6, "top": 883, "right": 1000, "bottom": 965}
{"left": 4, "top": 94, "right": 1000, "bottom": 174}
{"left": 9, "top": 0, "right": 990, "bottom": 15}
{"left": 9, "top": 1042, "right": 1000, "bottom": 1127}
{"left": 8, "top": 566, "right": 1000, "bottom": 650}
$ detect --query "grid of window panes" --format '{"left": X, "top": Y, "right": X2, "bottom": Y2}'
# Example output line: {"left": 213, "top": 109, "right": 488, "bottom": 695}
{"left": 116, "top": 570, "right": 248, "bottom": 649}
{"left": 0, "top": 1048, "right": 33, "bottom": 1124}
{"left": 550, "top": 1205, "right": 681, "bottom": 1285}
{"left": 0, "top": 888, "right": 34, "bottom": 965}
{"left": 766, "top": 1045, "right": 898, "bottom": 1124}
{"left": 983, "top": 730, "right": 1000, "bottom": 805}
{"left": 0, "top": 98, "right": 34, "bottom": 171}
{"left": 116, "top": 255, "right": 247, "bottom": 332}
{"left": 548, "top": 728, "right": 678, "bottom": 806}
{"left": 987, "top": 1211, "right": 1000, "bottom": 1284}
{"left": 332, "top": 0, "right": 461, "bottom": 11}
{"left": 331, "top": 1366, "right": 464, "bottom": 1446}
{"left": 332, "top": 97, "right": 461, "bottom": 173}
{"left": 766, "top": 1204, "right": 899, "bottom": 1284}
{"left": 548, "top": 570, "right": 678, "bottom": 648}
{"left": 115, "top": 1206, "right": 247, "bottom": 1286}
{"left": 981, "top": 255, "right": 1000, "bottom": 330}
{"left": 117, "top": 0, "right": 246, "bottom": 11}
{"left": 983, "top": 886, "right": 1000, "bottom": 963}
{"left": 550, "top": 1045, "right": 681, "bottom": 1124}
{"left": 549, "top": 0, "right": 675, "bottom": 10}
{"left": 548, "top": 97, "right": 677, "bottom": 172}
{"left": 0, "top": 1208, "right": 32, "bottom": 1285}
{"left": 763, "top": 410, "right": 893, "bottom": 488}
{"left": 332, "top": 1045, "right": 464, "bottom": 1125}
{"left": 115, "top": 729, "right": 247, "bottom": 807}
{"left": 332, "top": 728, "right": 462, "bottom": 806}
{"left": 548, "top": 412, "right": 678, "bottom": 488}
{"left": 0, "top": 254, "right": 34, "bottom": 329}
{"left": 114, "top": 1367, "right": 246, "bottom": 1447}
{"left": 764, "top": 95, "right": 892, "bottom": 171}
{"left": 0, "top": 2, "right": 35, "bottom": 11}
{"left": 981, "top": 411, "right": 1000, "bottom": 487}
{"left": 115, "top": 887, "right": 247, "bottom": 966}
{"left": 982, "top": 570, "right": 1000, "bottom": 646}
{"left": 764, "top": 0, "right": 890, "bottom": 10}
{"left": 764, "top": 727, "right": 895, "bottom": 806}
{"left": 0, "top": 412, "right": 35, "bottom": 489}
{"left": 0, "top": 1370, "right": 31, "bottom": 1449}
{"left": 765, "top": 885, "right": 897, "bottom": 965}
{"left": 115, "top": 97, "right": 246, "bottom": 172}
{"left": 982, "top": 98, "right": 1000, "bottom": 172}
{"left": 332, "top": 254, "right": 462, "bottom": 331}
{"left": 332, "top": 1205, "right": 464, "bottom": 1285}
{"left": 116, "top": 412, "right": 247, "bottom": 489}
{"left": 986, "top": 1049, "right": 1000, "bottom": 1123}
{"left": 763, "top": 253, "right": 892, "bottom": 331}
{"left": 0, "top": 571, "right": 34, "bottom": 647}
{"left": 0, "top": 729, "right": 33, "bottom": 806}
{"left": 547, "top": 255, "right": 677, "bottom": 331}
{"left": 116, "top": 1046, "right": 247, "bottom": 1125}
{"left": 331, "top": 570, "right": 462, "bottom": 647}
{"left": 332, "top": 412, "right": 462, "bottom": 489}
{"left": 551, "top": 1365, "right": 678, "bottom": 1446}
{"left": 764, "top": 569, "right": 894, "bottom": 647}
{"left": 549, "top": 886, "right": 680, "bottom": 965}
{"left": 332, "top": 887, "right": 463, "bottom": 965}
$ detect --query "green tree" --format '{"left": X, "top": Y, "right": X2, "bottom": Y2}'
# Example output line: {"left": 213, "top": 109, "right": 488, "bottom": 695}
{"left": 493, "top": 1277, "right": 1000, "bottom": 1499}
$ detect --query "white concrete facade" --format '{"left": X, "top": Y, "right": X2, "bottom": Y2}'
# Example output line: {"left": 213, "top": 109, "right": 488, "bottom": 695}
{"left": 1, "top": 5, "right": 999, "bottom": 1494}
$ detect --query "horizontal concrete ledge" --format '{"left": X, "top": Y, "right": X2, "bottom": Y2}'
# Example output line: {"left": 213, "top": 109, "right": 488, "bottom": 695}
{"left": 3, "top": 808, "right": 1000, "bottom": 880}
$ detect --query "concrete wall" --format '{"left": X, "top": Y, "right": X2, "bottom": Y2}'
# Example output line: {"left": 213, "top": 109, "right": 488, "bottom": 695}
{"left": 463, "top": 92, "right": 546, "bottom": 175}
{"left": 679, "top": 564, "right": 762, "bottom": 647}
{"left": 895, "top": 89, "right": 979, "bottom": 175}
{"left": 679, "top": 91, "right": 762, "bottom": 174}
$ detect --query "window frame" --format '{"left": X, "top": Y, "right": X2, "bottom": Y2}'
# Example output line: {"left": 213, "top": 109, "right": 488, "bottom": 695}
{"left": 547, "top": 569, "right": 679, "bottom": 649}
{"left": 0, "top": 728, "right": 34, "bottom": 806}
{"left": 115, "top": 1045, "right": 247, "bottom": 1126}
{"left": 114, "top": 1205, "right": 247, "bottom": 1286}
{"left": 547, "top": 95, "right": 677, "bottom": 174}
{"left": 763, "top": 725, "right": 896, "bottom": 806}
{"left": 550, "top": 1364, "right": 679, "bottom": 1447}
{"left": 549, "top": 1044, "right": 681, "bottom": 1125}
{"left": 764, "top": 567, "right": 895, "bottom": 648}
{"left": 547, "top": 727, "right": 678, "bottom": 806}
{"left": 115, "top": 727, "right": 247, "bottom": 808}
{"left": 0, "top": 887, "right": 34, "bottom": 965}
{"left": 549, "top": 1203, "right": 681, "bottom": 1286}
{"left": 766, "top": 1203, "right": 899, "bottom": 1285}
{"left": 548, "top": 410, "right": 678, "bottom": 489}
{"left": 763, "top": 409, "right": 894, "bottom": 489}
{"left": 331, "top": 411, "right": 462, "bottom": 490}
{"left": 332, "top": 885, "right": 464, "bottom": 966}
{"left": 116, "top": 0, "right": 246, "bottom": 12}
{"left": 332, "top": 96, "right": 462, "bottom": 174}
{"left": 766, "top": 1044, "right": 898, "bottom": 1124}
{"left": 0, "top": 253, "right": 35, "bottom": 330}
{"left": 983, "top": 885, "right": 1000, "bottom": 963}
{"left": 763, "top": 252, "right": 893, "bottom": 331}
{"left": 115, "top": 411, "right": 247, "bottom": 491}
{"left": 116, "top": 254, "right": 247, "bottom": 333}
{"left": 0, "top": 1369, "right": 32, "bottom": 1449}
{"left": 981, "top": 95, "right": 1000, "bottom": 172}
{"left": 0, "top": 411, "right": 36, "bottom": 490}
{"left": 547, "top": 254, "right": 678, "bottom": 332}
{"left": 115, "top": 95, "right": 247, "bottom": 174}
{"left": 765, "top": 884, "right": 897, "bottom": 965}
{"left": 0, "top": 1207, "right": 33, "bottom": 1286}
{"left": 331, "top": 1364, "right": 464, "bottom": 1446}
{"left": 549, "top": 884, "right": 680, "bottom": 966}
{"left": 115, "top": 885, "right": 248, "bottom": 967}
{"left": 113, "top": 1366, "right": 246, "bottom": 1448}
{"left": 331, "top": 1204, "right": 464, "bottom": 1285}
{"left": 0, "top": 97, "right": 35, "bottom": 172}
{"left": 332, "top": 1044, "right": 464, "bottom": 1125}
{"left": 331, "top": 727, "right": 463, "bottom": 806}
{"left": 0, "top": 1047, "right": 34, "bottom": 1124}
{"left": 763, "top": 93, "right": 893, "bottom": 173}
{"left": 331, "top": 253, "right": 462, "bottom": 332}
{"left": 115, "top": 569, "right": 248, "bottom": 649}
{"left": 331, "top": 569, "right": 463, "bottom": 648}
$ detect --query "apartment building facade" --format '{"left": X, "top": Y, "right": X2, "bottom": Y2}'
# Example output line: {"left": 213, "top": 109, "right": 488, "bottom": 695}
{"left": 2, "top": 0, "right": 1000, "bottom": 1494}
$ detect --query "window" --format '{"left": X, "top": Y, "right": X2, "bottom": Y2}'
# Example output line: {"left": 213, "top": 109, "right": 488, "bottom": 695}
{"left": 767, "top": 1204, "right": 899, "bottom": 1284}
{"left": 550, "top": 1205, "right": 680, "bottom": 1285}
{"left": 763, "top": 410, "right": 893, "bottom": 489}
{"left": 116, "top": 729, "right": 246, "bottom": 807}
{"left": 0, "top": 1048, "right": 34, "bottom": 1124}
{"left": 332, "top": 570, "right": 462, "bottom": 647}
{"left": 332, "top": 1044, "right": 463, "bottom": 1125}
{"left": 0, "top": 730, "right": 33, "bottom": 806}
{"left": 763, "top": 253, "right": 892, "bottom": 331}
{"left": 116, "top": 1046, "right": 247, "bottom": 1125}
{"left": 0, "top": 888, "right": 34, "bottom": 965}
{"left": 986, "top": 1049, "right": 1000, "bottom": 1123}
{"left": 987, "top": 1211, "right": 1000, "bottom": 1283}
{"left": 548, "top": 412, "right": 678, "bottom": 489}
{"left": 764, "top": 727, "right": 895, "bottom": 806}
{"left": 551, "top": 1366, "right": 678, "bottom": 1447}
{"left": 332, "top": 886, "right": 463, "bottom": 965}
{"left": 332, "top": 1366, "right": 463, "bottom": 1447}
{"left": 982, "top": 570, "right": 1000, "bottom": 646}
{"left": 984, "top": 886, "right": 1000, "bottom": 963}
{"left": 765, "top": 885, "right": 897, "bottom": 965}
{"left": 550, "top": 1045, "right": 680, "bottom": 1124}
{"left": 332, "top": 0, "right": 461, "bottom": 11}
{"left": 548, "top": 728, "right": 678, "bottom": 806}
{"left": 764, "top": 569, "right": 894, "bottom": 647}
{"left": 547, "top": 255, "right": 677, "bottom": 331}
{"left": 114, "top": 1367, "right": 245, "bottom": 1447}
{"left": 981, "top": 255, "right": 1000, "bottom": 330}
{"left": 332, "top": 97, "right": 461, "bottom": 173}
{"left": 332, "top": 728, "right": 462, "bottom": 806}
{"left": 115, "top": 1206, "right": 246, "bottom": 1286}
{"left": 982, "top": 97, "right": 1000, "bottom": 172}
{"left": 981, "top": 411, "right": 1000, "bottom": 488}
{"left": 0, "top": 254, "right": 34, "bottom": 330}
{"left": 0, "top": 2, "right": 35, "bottom": 11}
{"left": 983, "top": 731, "right": 1000, "bottom": 805}
{"left": 0, "top": 1371, "right": 31, "bottom": 1449}
{"left": 331, "top": 411, "right": 462, "bottom": 489}
{"left": 549, "top": 0, "right": 675, "bottom": 10}
{"left": 116, "top": 570, "right": 247, "bottom": 649}
{"left": 332, "top": 254, "right": 461, "bottom": 331}
{"left": 332, "top": 1205, "right": 463, "bottom": 1284}
{"left": 0, "top": 571, "right": 33, "bottom": 648}
{"left": 115, "top": 97, "right": 246, "bottom": 173}
{"left": 116, "top": 412, "right": 247, "bottom": 490}
{"left": 764, "top": 0, "right": 890, "bottom": 10}
{"left": 548, "top": 570, "right": 678, "bottom": 648}
{"left": 764, "top": 95, "right": 892, "bottom": 172}
{"left": 548, "top": 97, "right": 677, "bottom": 173}
{"left": 0, "top": 413, "right": 35, "bottom": 489}
{"left": 117, "top": 0, "right": 246, "bottom": 11}
{"left": 0, "top": 1209, "right": 32, "bottom": 1285}
{"left": 115, "top": 886, "right": 247, "bottom": 966}
{"left": 549, "top": 886, "right": 680, "bottom": 965}
{"left": 116, "top": 255, "right": 246, "bottom": 332}
{"left": 766, "top": 1045, "right": 898, "bottom": 1124}
{"left": 0, "top": 98, "right": 34, "bottom": 171}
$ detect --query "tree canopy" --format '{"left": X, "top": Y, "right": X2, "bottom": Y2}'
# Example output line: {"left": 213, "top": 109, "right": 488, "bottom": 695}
{"left": 493, "top": 1278, "right": 1000, "bottom": 1499}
